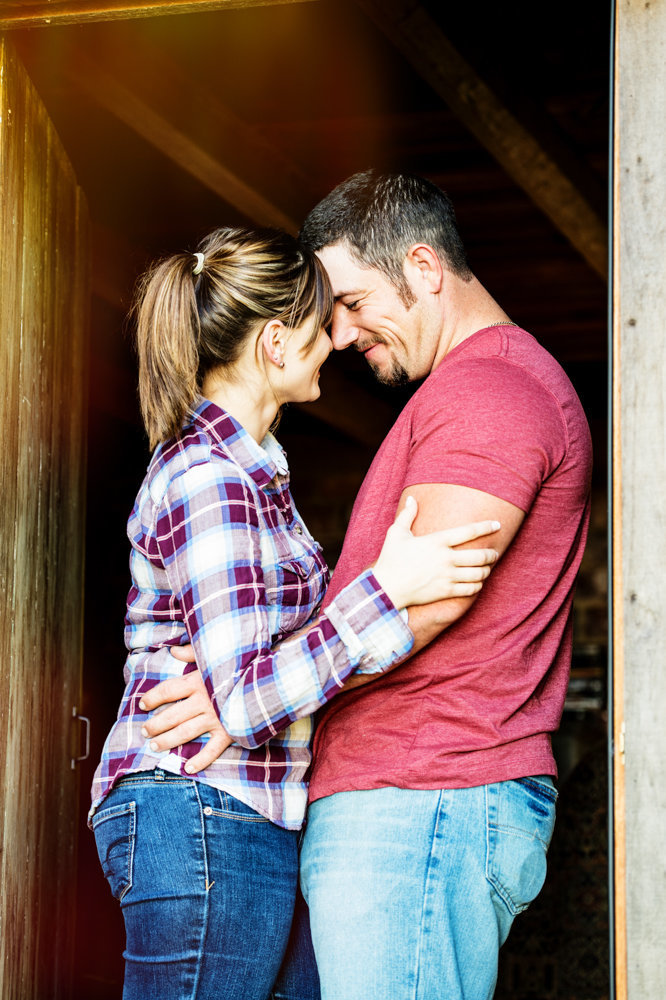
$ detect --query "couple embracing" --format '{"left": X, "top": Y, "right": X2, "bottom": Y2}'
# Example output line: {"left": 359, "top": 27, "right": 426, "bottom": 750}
{"left": 90, "top": 171, "right": 592, "bottom": 1000}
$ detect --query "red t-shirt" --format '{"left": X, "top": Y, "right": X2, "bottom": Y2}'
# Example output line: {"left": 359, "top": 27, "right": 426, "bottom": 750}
{"left": 309, "top": 325, "right": 592, "bottom": 800}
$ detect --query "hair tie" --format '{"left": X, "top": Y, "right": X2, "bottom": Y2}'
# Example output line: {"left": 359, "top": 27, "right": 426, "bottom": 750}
{"left": 192, "top": 252, "right": 205, "bottom": 276}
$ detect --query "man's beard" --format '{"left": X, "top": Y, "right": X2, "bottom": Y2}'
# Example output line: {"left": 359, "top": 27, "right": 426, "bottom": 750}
{"left": 357, "top": 338, "right": 410, "bottom": 386}
{"left": 368, "top": 356, "right": 409, "bottom": 386}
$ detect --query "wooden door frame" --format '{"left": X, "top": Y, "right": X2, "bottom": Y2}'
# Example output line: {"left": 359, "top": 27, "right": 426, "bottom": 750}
{"left": 611, "top": 1, "right": 666, "bottom": 998}
{"left": 609, "top": 10, "right": 620, "bottom": 998}
{"left": 0, "top": 36, "right": 90, "bottom": 997}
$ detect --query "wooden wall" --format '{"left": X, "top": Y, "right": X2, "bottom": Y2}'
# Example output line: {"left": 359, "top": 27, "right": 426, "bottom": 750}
{"left": 0, "top": 37, "right": 89, "bottom": 998}
{"left": 613, "top": 2, "right": 666, "bottom": 997}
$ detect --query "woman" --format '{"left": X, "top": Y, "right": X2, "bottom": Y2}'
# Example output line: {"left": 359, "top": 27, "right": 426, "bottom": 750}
{"left": 90, "top": 226, "right": 499, "bottom": 1000}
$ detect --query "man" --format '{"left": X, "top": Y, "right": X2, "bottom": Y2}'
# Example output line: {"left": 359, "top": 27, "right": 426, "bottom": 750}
{"left": 143, "top": 171, "right": 592, "bottom": 999}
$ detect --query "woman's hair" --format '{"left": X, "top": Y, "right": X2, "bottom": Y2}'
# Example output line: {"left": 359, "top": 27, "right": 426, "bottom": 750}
{"left": 134, "top": 226, "right": 333, "bottom": 448}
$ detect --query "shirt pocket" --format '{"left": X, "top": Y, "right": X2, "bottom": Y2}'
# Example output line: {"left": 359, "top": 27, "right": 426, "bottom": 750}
{"left": 276, "top": 551, "right": 322, "bottom": 633}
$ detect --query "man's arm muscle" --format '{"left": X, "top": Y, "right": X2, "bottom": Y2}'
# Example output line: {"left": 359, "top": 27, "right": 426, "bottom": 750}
{"left": 404, "top": 483, "right": 524, "bottom": 651}
{"left": 341, "top": 483, "right": 524, "bottom": 690}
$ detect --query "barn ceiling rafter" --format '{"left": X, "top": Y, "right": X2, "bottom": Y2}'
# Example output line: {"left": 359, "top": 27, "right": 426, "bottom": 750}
{"left": 354, "top": 0, "right": 608, "bottom": 279}
{"left": 0, "top": 0, "right": 316, "bottom": 29}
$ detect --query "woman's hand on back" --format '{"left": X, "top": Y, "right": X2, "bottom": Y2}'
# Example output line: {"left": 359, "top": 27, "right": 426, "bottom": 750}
{"left": 372, "top": 496, "right": 500, "bottom": 611}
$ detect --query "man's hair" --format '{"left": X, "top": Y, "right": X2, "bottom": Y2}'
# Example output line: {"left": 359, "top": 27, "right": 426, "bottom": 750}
{"left": 300, "top": 170, "right": 472, "bottom": 305}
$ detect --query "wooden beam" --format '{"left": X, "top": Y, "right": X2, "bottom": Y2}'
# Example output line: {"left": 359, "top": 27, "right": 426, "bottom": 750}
{"left": 66, "top": 51, "right": 300, "bottom": 232}
{"left": 0, "top": 0, "right": 315, "bottom": 29}
{"left": 613, "top": 2, "right": 666, "bottom": 997}
{"left": 353, "top": 0, "right": 608, "bottom": 279}
{"left": 80, "top": 38, "right": 319, "bottom": 224}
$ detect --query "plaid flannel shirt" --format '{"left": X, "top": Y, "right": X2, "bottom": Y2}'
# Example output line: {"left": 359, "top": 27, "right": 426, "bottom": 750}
{"left": 90, "top": 399, "right": 413, "bottom": 829}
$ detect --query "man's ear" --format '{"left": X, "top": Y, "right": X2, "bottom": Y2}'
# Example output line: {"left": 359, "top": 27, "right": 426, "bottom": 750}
{"left": 260, "top": 319, "right": 286, "bottom": 367}
{"left": 404, "top": 244, "right": 444, "bottom": 294}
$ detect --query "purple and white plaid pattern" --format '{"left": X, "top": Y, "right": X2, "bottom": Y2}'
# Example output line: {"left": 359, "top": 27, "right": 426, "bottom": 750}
{"left": 90, "top": 399, "right": 412, "bottom": 829}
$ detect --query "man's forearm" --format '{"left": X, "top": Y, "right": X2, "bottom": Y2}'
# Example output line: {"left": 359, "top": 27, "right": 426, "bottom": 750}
{"left": 339, "top": 594, "right": 470, "bottom": 691}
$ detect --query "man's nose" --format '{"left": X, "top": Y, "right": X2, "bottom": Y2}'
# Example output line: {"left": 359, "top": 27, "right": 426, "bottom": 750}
{"left": 330, "top": 310, "right": 359, "bottom": 351}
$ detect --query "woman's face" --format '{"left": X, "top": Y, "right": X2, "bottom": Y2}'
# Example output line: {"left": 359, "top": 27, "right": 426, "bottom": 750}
{"left": 276, "top": 317, "right": 333, "bottom": 404}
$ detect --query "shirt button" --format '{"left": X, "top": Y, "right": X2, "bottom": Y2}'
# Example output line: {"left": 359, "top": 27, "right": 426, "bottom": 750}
{"left": 292, "top": 522, "right": 303, "bottom": 534}
{"left": 203, "top": 806, "right": 213, "bottom": 816}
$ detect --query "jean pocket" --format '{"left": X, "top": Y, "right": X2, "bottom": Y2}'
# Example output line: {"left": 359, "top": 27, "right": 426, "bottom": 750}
{"left": 212, "top": 789, "right": 270, "bottom": 822}
{"left": 92, "top": 800, "right": 136, "bottom": 902}
{"left": 485, "top": 777, "right": 557, "bottom": 915}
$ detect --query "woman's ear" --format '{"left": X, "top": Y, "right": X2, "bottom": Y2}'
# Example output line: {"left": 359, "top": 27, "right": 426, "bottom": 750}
{"left": 261, "top": 319, "right": 286, "bottom": 368}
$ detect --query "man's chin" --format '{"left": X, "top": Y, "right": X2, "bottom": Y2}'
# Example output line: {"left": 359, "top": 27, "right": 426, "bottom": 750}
{"left": 368, "top": 359, "right": 410, "bottom": 387}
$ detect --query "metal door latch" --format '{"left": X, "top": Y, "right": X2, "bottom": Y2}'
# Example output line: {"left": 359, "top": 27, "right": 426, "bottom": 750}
{"left": 71, "top": 706, "right": 90, "bottom": 769}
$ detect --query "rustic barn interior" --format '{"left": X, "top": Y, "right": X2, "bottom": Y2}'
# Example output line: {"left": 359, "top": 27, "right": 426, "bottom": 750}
{"left": 3, "top": 1, "right": 610, "bottom": 996}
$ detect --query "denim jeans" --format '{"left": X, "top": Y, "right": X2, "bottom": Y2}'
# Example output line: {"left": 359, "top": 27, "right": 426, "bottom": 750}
{"left": 300, "top": 779, "right": 557, "bottom": 1000}
{"left": 92, "top": 769, "right": 320, "bottom": 1000}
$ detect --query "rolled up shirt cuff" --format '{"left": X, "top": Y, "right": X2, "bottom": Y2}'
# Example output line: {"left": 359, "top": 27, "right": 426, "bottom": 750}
{"left": 325, "top": 569, "right": 414, "bottom": 675}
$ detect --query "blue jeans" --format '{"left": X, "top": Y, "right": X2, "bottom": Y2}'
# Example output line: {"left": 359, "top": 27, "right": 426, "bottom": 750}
{"left": 92, "top": 769, "right": 320, "bottom": 1000}
{"left": 300, "top": 779, "right": 557, "bottom": 1000}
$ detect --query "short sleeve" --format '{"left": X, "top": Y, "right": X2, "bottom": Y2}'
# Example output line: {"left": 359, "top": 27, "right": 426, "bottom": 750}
{"left": 405, "top": 357, "right": 568, "bottom": 513}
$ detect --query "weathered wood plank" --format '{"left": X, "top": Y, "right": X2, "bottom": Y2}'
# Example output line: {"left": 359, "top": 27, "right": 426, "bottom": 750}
{"left": 3, "top": 40, "right": 50, "bottom": 991}
{"left": 613, "top": 2, "right": 666, "bottom": 997}
{"left": 0, "top": 37, "right": 89, "bottom": 998}
{"left": 0, "top": 0, "right": 316, "bottom": 29}
{"left": 0, "top": 39, "right": 27, "bottom": 998}
{"left": 354, "top": 0, "right": 608, "bottom": 279}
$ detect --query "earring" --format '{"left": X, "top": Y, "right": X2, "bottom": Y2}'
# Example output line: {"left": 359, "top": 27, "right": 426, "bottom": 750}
{"left": 275, "top": 355, "right": 284, "bottom": 368}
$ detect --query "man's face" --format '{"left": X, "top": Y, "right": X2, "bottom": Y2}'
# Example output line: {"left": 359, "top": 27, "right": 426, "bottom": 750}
{"left": 317, "top": 243, "right": 435, "bottom": 385}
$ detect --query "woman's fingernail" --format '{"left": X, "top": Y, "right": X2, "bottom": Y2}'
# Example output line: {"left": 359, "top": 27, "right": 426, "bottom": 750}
{"left": 141, "top": 727, "right": 148, "bottom": 738}
{"left": 184, "top": 764, "right": 194, "bottom": 774}
{"left": 150, "top": 741, "right": 159, "bottom": 752}
{"left": 139, "top": 700, "right": 146, "bottom": 711}
{"left": 492, "top": 521, "right": 501, "bottom": 530}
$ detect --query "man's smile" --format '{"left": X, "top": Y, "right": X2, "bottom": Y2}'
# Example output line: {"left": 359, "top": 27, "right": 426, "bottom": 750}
{"left": 356, "top": 337, "right": 387, "bottom": 355}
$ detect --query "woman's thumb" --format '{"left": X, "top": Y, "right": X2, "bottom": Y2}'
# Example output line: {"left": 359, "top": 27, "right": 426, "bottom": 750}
{"left": 393, "top": 495, "right": 418, "bottom": 532}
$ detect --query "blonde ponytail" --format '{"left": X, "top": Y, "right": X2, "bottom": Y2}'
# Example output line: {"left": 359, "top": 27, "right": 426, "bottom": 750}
{"left": 134, "top": 255, "right": 200, "bottom": 449}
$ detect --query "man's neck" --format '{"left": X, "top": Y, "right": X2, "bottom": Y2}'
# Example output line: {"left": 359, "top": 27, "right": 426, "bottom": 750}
{"left": 432, "top": 274, "right": 511, "bottom": 371}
